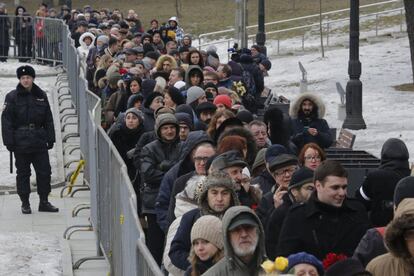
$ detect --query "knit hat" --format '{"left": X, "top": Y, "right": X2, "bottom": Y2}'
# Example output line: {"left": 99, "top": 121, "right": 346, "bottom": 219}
{"left": 108, "top": 70, "right": 122, "bottom": 87}
{"left": 186, "top": 86, "right": 205, "bottom": 105}
{"left": 213, "top": 95, "right": 232, "bottom": 109}
{"left": 288, "top": 167, "right": 314, "bottom": 190}
{"left": 265, "top": 144, "right": 298, "bottom": 172}
{"left": 154, "top": 113, "right": 179, "bottom": 138}
{"left": 154, "top": 106, "right": 175, "bottom": 118}
{"left": 144, "top": 92, "right": 163, "bottom": 109}
{"left": 175, "top": 112, "right": 193, "bottom": 130}
{"left": 287, "top": 252, "right": 324, "bottom": 275}
{"left": 324, "top": 258, "right": 365, "bottom": 276}
{"left": 394, "top": 176, "right": 414, "bottom": 208}
{"left": 236, "top": 110, "right": 254, "bottom": 124}
{"left": 127, "top": 94, "right": 144, "bottom": 108}
{"left": 190, "top": 215, "right": 223, "bottom": 250}
{"left": 252, "top": 148, "right": 267, "bottom": 174}
{"left": 17, "top": 65, "right": 35, "bottom": 79}
{"left": 204, "top": 82, "right": 218, "bottom": 93}
{"left": 125, "top": 108, "right": 144, "bottom": 124}
{"left": 175, "top": 104, "right": 194, "bottom": 122}
{"left": 195, "top": 102, "right": 217, "bottom": 117}
{"left": 210, "top": 150, "right": 247, "bottom": 171}
{"left": 167, "top": 86, "right": 185, "bottom": 106}
{"left": 260, "top": 59, "right": 272, "bottom": 71}
{"left": 96, "top": 34, "right": 109, "bottom": 45}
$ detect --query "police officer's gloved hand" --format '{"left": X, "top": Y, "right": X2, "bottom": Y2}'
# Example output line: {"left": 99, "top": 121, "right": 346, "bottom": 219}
{"left": 47, "top": 143, "right": 54, "bottom": 150}
{"left": 6, "top": 145, "right": 14, "bottom": 152}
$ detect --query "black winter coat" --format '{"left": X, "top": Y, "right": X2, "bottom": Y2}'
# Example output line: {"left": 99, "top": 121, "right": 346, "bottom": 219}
{"left": 277, "top": 193, "right": 370, "bottom": 260}
{"left": 2, "top": 83, "right": 55, "bottom": 153}
{"left": 109, "top": 122, "right": 144, "bottom": 180}
{"left": 140, "top": 137, "right": 181, "bottom": 214}
{"left": 256, "top": 188, "right": 276, "bottom": 228}
{"left": 290, "top": 116, "right": 333, "bottom": 150}
{"left": 352, "top": 227, "right": 387, "bottom": 267}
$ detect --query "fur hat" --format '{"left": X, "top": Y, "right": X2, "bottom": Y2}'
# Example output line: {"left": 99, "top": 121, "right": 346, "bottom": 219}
{"left": 186, "top": 86, "right": 205, "bottom": 105}
{"left": 17, "top": 65, "right": 35, "bottom": 79}
{"left": 190, "top": 215, "right": 223, "bottom": 250}
{"left": 289, "top": 92, "right": 326, "bottom": 119}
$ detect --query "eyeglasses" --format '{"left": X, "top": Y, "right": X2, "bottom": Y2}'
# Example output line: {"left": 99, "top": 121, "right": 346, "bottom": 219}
{"left": 304, "top": 155, "right": 321, "bottom": 162}
{"left": 273, "top": 166, "right": 298, "bottom": 177}
{"left": 194, "top": 156, "right": 210, "bottom": 163}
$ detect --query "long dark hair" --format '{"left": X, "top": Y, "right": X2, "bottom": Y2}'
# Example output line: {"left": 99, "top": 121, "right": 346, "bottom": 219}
{"left": 189, "top": 247, "right": 223, "bottom": 276}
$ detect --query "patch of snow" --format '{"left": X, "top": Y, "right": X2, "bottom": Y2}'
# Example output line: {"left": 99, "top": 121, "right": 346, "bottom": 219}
{"left": 0, "top": 232, "right": 62, "bottom": 276}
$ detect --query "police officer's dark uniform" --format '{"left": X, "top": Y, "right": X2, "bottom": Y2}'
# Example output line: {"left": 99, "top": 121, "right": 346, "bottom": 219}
{"left": 1, "top": 65, "right": 59, "bottom": 214}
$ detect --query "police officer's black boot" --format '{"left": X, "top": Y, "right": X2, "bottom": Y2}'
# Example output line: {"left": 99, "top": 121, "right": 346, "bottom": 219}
{"left": 38, "top": 194, "right": 59, "bottom": 212}
{"left": 19, "top": 194, "right": 31, "bottom": 214}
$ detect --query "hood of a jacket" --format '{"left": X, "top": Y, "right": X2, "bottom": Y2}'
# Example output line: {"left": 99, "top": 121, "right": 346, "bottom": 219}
{"left": 154, "top": 113, "right": 180, "bottom": 143}
{"left": 289, "top": 92, "right": 326, "bottom": 119}
{"left": 185, "top": 65, "right": 203, "bottom": 87}
{"left": 79, "top": 32, "right": 96, "bottom": 50}
{"left": 385, "top": 198, "right": 414, "bottom": 259}
{"left": 221, "top": 206, "right": 266, "bottom": 271}
{"left": 380, "top": 138, "right": 410, "bottom": 172}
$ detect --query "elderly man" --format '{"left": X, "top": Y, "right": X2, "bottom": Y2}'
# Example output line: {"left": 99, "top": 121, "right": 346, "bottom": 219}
{"left": 277, "top": 160, "right": 369, "bottom": 259}
{"left": 248, "top": 120, "right": 270, "bottom": 150}
{"left": 204, "top": 206, "right": 266, "bottom": 276}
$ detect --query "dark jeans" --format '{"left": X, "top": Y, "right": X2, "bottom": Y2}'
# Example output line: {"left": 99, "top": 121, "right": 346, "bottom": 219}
{"left": 14, "top": 151, "right": 51, "bottom": 197}
{"left": 145, "top": 213, "right": 165, "bottom": 266}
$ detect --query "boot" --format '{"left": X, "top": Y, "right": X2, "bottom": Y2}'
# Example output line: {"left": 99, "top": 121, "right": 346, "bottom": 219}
{"left": 19, "top": 194, "right": 31, "bottom": 214}
{"left": 38, "top": 194, "right": 59, "bottom": 212}
{"left": 38, "top": 201, "right": 59, "bottom": 212}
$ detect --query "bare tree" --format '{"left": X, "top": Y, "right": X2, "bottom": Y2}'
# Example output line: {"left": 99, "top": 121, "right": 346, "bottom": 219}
{"left": 405, "top": 0, "right": 414, "bottom": 83}
{"left": 319, "top": 0, "right": 325, "bottom": 57}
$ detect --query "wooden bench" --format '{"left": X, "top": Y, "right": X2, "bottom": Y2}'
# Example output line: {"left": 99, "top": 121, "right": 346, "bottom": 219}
{"left": 333, "top": 128, "right": 356, "bottom": 149}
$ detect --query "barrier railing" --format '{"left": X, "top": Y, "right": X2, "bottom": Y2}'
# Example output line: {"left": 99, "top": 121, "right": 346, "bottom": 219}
{"left": 197, "top": 0, "right": 405, "bottom": 57}
{"left": 13, "top": 15, "right": 165, "bottom": 276}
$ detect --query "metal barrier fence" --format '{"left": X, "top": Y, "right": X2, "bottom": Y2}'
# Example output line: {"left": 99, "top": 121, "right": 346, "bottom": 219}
{"left": 0, "top": 15, "right": 63, "bottom": 63}
{"left": 13, "top": 15, "right": 165, "bottom": 275}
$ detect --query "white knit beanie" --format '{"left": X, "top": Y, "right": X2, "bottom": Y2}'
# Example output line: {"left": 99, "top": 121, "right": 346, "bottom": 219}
{"left": 191, "top": 215, "right": 223, "bottom": 250}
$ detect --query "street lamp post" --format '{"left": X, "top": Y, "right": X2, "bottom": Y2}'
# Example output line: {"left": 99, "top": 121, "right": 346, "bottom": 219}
{"left": 343, "top": 0, "right": 366, "bottom": 129}
{"left": 256, "top": 0, "right": 267, "bottom": 55}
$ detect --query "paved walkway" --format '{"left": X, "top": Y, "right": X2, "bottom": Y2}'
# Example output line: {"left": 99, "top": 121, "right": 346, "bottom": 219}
{"left": 0, "top": 185, "right": 109, "bottom": 276}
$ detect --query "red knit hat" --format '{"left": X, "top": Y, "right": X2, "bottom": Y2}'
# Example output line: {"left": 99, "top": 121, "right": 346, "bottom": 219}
{"left": 213, "top": 95, "right": 232, "bottom": 109}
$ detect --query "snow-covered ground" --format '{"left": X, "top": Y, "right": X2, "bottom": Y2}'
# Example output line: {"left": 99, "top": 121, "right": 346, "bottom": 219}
{"left": 0, "top": 62, "right": 62, "bottom": 188}
{"left": 0, "top": 232, "right": 62, "bottom": 276}
{"left": 266, "top": 35, "right": 414, "bottom": 161}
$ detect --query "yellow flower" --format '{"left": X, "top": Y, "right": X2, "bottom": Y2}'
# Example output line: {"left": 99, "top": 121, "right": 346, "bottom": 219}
{"left": 261, "top": 260, "right": 276, "bottom": 273}
{"left": 274, "top": 256, "right": 289, "bottom": 272}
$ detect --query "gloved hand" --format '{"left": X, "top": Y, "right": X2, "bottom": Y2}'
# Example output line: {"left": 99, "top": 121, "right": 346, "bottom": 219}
{"left": 159, "top": 161, "right": 173, "bottom": 172}
{"left": 47, "top": 143, "right": 54, "bottom": 150}
{"left": 6, "top": 145, "right": 14, "bottom": 152}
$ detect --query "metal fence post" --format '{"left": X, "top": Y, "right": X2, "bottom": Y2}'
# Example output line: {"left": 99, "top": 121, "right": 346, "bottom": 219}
{"left": 375, "top": 13, "right": 379, "bottom": 36}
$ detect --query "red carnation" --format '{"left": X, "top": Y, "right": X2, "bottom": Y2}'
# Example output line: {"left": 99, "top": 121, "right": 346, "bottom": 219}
{"left": 322, "top": 252, "right": 347, "bottom": 270}
{"left": 119, "top": 68, "right": 128, "bottom": 75}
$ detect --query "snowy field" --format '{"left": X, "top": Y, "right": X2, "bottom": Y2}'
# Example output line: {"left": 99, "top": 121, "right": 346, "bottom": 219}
{"left": 266, "top": 35, "right": 414, "bottom": 161}
{"left": 0, "top": 63, "right": 62, "bottom": 188}
{"left": 0, "top": 232, "right": 62, "bottom": 276}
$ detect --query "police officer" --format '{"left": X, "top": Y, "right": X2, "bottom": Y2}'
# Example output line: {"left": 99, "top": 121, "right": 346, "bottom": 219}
{"left": 1, "top": 65, "right": 59, "bottom": 214}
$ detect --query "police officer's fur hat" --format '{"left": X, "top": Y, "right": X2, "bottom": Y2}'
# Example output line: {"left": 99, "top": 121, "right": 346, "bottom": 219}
{"left": 17, "top": 65, "right": 36, "bottom": 79}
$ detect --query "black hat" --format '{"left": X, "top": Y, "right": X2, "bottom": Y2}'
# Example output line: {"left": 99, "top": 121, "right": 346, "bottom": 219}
{"left": 288, "top": 167, "right": 314, "bottom": 190}
{"left": 211, "top": 150, "right": 247, "bottom": 171}
{"left": 228, "top": 212, "right": 259, "bottom": 231}
{"left": 145, "top": 51, "right": 160, "bottom": 60}
{"left": 236, "top": 110, "right": 254, "bottom": 124}
{"left": 17, "top": 65, "right": 35, "bottom": 79}
{"left": 175, "top": 104, "right": 194, "bottom": 122}
{"left": 265, "top": 144, "right": 298, "bottom": 172}
{"left": 124, "top": 48, "right": 138, "bottom": 55}
{"left": 167, "top": 86, "right": 185, "bottom": 106}
{"left": 175, "top": 112, "right": 193, "bottom": 130}
{"left": 144, "top": 91, "right": 163, "bottom": 109}
{"left": 204, "top": 82, "right": 218, "bottom": 92}
{"left": 141, "top": 79, "right": 156, "bottom": 99}
{"left": 394, "top": 176, "right": 414, "bottom": 208}
{"left": 179, "top": 46, "right": 190, "bottom": 53}
{"left": 77, "top": 20, "right": 88, "bottom": 28}
{"left": 195, "top": 102, "right": 217, "bottom": 116}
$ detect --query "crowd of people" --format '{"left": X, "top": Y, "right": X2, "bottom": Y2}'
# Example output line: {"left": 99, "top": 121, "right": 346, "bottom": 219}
{"left": 2, "top": 2, "right": 414, "bottom": 275}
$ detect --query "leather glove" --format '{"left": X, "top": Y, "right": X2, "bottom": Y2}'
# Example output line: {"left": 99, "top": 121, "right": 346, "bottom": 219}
{"left": 6, "top": 145, "right": 14, "bottom": 152}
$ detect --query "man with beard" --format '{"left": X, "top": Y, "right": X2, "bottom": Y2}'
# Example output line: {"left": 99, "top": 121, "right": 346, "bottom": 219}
{"left": 203, "top": 206, "right": 266, "bottom": 276}
{"left": 289, "top": 93, "right": 333, "bottom": 151}
{"left": 195, "top": 102, "right": 217, "bottom": 130}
